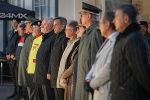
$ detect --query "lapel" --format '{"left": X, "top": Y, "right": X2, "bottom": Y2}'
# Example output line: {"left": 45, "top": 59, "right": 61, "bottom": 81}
{"left": 96, "top": 40, "right": 112, "bottom": 58}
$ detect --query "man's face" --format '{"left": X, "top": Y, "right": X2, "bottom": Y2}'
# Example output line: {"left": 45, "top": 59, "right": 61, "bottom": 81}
{"left": 81, "top": 12, "right": 89, "bottom": 26}
{"left": 113, "top": 10, "right": 127, "bottom": 33}
{"left": 32, "top": 25, "right": 41, "bottom": 34}
{"left": 65, "top": 25, "right": 75, "bottom": 38}
{"left": 41, "top": 20, "right": 53, "bottom": 33}
{"left": 140, "top": 25, "right": 147, "bottom": 35}
{"left": 99, "top": 15, "right": 107, "bottom": 37}
{"left": 17, "top": 25, "right": 25, "bottom": 37}
{"left": 25, "top": 23, "right": 33, "bottom": 34}
{"left": 54, "top": 19, "right": 64, "bottom": 34}
{"left": 12, "top": 19, "right": 19, "bottom": 30}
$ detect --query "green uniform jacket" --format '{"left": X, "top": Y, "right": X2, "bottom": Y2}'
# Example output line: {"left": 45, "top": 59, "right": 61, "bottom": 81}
{"left": 18, "top": 35, "right": 35, "bottom": 87}
{"left": 75, "top": 22, "right": 103, "bottom": 100}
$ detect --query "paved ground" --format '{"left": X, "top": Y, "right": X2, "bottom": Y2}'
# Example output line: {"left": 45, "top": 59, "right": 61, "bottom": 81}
{"left": 0, "top": 83, "right": 14, "bottom": 100}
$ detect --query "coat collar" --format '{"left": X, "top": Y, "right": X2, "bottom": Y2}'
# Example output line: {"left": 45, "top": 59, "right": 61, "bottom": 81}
{"left": 56, "top": 30, "right": 66, "bottom": 39}
{"left": 43, "top": 30, "right": 54, "bottom": 38}
{"left": 83, "top": 22, "right": 99, "bottom": 35}
{"left": 119, "top": 22, "right": 141, "bottom": 38}
{"left": 36, "top": 33, "right": 44, "bottom": 38}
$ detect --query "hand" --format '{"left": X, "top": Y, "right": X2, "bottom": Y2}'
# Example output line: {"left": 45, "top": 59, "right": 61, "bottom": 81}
{"left": 26, "top": 67, "right": 28, "bottom": 72}
{"left": 86, "top": 79, "right": 91, "bottom": 83}
{"left": 10, "top": 55, "right": 16, "bottom": 60}
{"left": 6, "top": 55, "right": 11, "bottom": 60}
{"left": 63, "top": 78, "right": 67, "bottom": 84}
{"left": 47, "top": 74, "right": 51, "bottom": 80}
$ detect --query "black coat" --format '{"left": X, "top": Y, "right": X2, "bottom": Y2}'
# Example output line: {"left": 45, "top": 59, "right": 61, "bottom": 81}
{"left": 48, "top": 30, "right": 68, "bottom": 88}
{"left": 33, "top": 31, "right": 56, "bottom": 85}
{"left": 144, "top": 33, "right": 150, "bottom": 47}
{"left": 110, "top": 23, "right": 150, "bottom": 100}
{"left": 6, "top": 30, "right": 20, "bottom": 55}
{"left": 72, "top": 44, "right": 79, "bottom": 100}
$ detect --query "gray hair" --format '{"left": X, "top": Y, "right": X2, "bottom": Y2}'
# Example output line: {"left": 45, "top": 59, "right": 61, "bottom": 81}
{"left": 43, "top": 17, "right": 54, "bottom": 25}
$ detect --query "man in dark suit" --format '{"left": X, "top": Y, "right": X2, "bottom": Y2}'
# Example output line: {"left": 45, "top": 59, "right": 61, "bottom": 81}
{"left": 33, "top": 18, "right": 56, "bottom": 100}
{"left": 47, "top": 17, "right": 68, "bottom": 100}
{"left": 6, "top": 19, "right": 21, "bottom": 99}
{"left": 110, "top": 5, "right": 150, "bottom": 100}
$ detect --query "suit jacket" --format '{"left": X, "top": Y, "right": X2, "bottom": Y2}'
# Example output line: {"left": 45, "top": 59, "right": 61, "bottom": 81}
{"left": 6, "top": 30, "right": 20, "bottom": 55}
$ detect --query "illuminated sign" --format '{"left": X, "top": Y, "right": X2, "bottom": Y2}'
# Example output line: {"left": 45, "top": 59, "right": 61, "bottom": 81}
{"left": 0, "top": 13, "right": 27, "bottom": 19}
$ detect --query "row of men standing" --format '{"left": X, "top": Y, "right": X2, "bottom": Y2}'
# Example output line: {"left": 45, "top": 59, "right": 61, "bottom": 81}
{"left": 5, "top": 2, "right": 103, "bottom": 100}
{"left": 6, "top": 2, "right": 150, "bottom": 100}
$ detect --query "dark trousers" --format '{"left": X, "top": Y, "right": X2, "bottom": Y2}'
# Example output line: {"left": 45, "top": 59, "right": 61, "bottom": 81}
{"left": 27, "top": 75, "right": 36, "bottom": 100}
{"left": 34, "top": 84, "right": 55, "bottom": 100}
{"left": 34, "top": 85, "right": 44, "bottom": 100}
{"left": 9, "top": 60, "right": 17, "bottom": 95}
{"left": 18, "top": 86, "right": 28, "bottom": 99}
{"left": 42, "top": 84, "right": 55, "bottom": 100}
{"left": 54, "top": 88, "right": 64, "bottom": 100}
{"left": 27, "top": 86, "right": 36, "bottom": 100}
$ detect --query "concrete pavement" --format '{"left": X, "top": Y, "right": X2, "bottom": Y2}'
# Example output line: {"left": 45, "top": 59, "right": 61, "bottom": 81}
{"left": 0, "top": 84, "right": 14, "bottom": 100}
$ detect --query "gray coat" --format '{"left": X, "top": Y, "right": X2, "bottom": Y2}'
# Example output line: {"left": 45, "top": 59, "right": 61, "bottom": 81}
{"left": 75, "top": 22, "right": 103, "bottom": 100}
{"left": 87, "top": 32, "right": 119, "bottom": 100}
{"left": 18, "top": 35, "right": 35, "bottom": 87}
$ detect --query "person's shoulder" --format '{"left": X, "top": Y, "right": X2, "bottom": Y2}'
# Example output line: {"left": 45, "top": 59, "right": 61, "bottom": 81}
{"left": 125, "top": 31, "right": 145, "bottom": 46}
{"left": 127, "top": 30, "right": 142, "bottom": 39}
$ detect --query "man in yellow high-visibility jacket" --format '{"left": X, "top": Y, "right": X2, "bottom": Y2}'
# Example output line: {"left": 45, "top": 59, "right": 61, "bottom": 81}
{"left": 26, "top": 20, "right": 43, "bottom": 100}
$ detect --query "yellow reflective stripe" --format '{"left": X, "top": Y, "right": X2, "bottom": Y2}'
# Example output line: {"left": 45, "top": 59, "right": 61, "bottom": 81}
{"left": 28, "top": 35, "right": 43, "bottom": 74}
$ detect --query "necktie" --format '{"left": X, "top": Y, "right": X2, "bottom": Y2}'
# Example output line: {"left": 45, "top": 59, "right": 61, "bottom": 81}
{"left": 96, "top": 38, "right": 109, "bottom": 58}
{"left": 102, "top": 38, "right": 109, "bottom": 48}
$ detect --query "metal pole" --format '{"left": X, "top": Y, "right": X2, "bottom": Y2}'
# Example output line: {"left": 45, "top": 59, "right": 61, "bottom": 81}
{"left": 55, "top": 0, "right": 58, "bottom": 17}
{"left": 1, "top": 62, "right": 3, "bottom": 85}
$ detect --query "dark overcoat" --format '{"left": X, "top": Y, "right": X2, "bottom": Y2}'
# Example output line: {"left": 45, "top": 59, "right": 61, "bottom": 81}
{"left": 110, "top": 23, "right": 150, "bottom": 100}
{"left": 48, "top": 31, "right": 68, "bottom": 88}
{"left": 33, "top": 31, "right": 56, "bottom": 85}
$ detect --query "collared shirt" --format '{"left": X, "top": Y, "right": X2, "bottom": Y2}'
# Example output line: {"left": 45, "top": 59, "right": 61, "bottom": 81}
{"left": 86, "top": 31, "right": 119, "bottom": 80}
